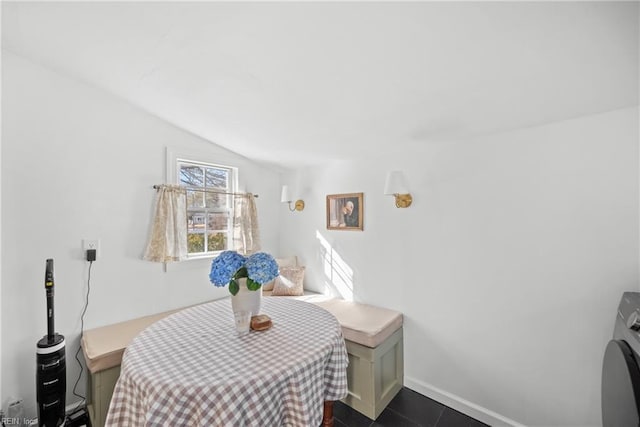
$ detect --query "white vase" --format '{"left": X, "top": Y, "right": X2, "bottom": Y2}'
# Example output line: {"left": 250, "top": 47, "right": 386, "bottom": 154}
{"left": 231, "top": 278, "right": 262, "bottom": 316}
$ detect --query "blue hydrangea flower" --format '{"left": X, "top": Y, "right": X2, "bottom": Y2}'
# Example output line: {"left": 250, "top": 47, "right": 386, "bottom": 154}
{"left": 209, "top": 251, "right": 247, "bottom": 287}
{"left": 245, "top": 252, "right": 279, "bottom": 284}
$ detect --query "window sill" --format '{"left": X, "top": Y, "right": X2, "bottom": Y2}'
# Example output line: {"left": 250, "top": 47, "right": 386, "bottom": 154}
{"left": 185, "top": 254, "right": 217, "bottom": 262}
{"left": 163, "top": 254, "right": 213, "bottom": 273}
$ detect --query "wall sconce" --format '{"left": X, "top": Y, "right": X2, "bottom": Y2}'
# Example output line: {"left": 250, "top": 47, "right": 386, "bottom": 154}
{"left": 384, "top": 171, "right": 413, "bottom": 208}
{"left": 281, "top": 185, "right": 305, "bottom": 211}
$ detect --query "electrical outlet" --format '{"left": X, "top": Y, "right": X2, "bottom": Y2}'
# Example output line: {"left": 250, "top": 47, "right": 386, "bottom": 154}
{"left": 82, "top": 239, "right": 100, "bottom": 257}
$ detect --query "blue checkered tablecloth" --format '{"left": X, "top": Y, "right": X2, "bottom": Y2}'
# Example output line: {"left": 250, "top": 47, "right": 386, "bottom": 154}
{"left": 105, "top": 297, "right": 349, "bottom": 426}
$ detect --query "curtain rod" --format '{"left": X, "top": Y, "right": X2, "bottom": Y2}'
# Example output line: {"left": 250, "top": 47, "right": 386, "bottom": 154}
{"left": 152, "top": 185, "right": 259, "bottom": 198}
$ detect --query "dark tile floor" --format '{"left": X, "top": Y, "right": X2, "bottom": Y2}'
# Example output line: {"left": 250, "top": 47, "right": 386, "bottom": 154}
{"left": 332, "top": 387, "right": 489, "bottom": 427}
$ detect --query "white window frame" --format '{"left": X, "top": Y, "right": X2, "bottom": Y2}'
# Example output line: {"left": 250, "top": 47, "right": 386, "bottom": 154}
{"left": 166, "top": 148, "right": 238, "bottom": 260}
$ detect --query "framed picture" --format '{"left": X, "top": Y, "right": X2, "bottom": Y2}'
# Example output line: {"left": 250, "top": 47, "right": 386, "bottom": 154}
{"left": 326, "top": 193, "right": 364, "bottom": 231}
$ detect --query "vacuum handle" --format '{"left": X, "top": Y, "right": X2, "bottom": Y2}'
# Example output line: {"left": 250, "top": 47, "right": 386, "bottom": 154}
{"left": 45, "top": 258, "right": 55, "bottom": 339}
{"left": 45, "top": 259, "right": 54, "bottom": 289}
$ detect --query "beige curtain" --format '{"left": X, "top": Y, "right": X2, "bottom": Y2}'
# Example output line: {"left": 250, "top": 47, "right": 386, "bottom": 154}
{"left": 233, "top": 193, "right": 261, "bottom": 255}
{"left": 143, "top": 185, "right": 188, "bottom": 262}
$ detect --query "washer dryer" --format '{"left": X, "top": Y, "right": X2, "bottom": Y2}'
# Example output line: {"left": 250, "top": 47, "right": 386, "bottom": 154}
{"left": 602, "top": 292, "right": 640, "bottom": 426}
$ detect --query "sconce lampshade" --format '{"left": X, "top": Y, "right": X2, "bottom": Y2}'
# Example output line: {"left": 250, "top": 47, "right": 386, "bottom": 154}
{"left": 384, "top": 171, "right": 409, "bottom": 195}
{"left": 280, "top": 185, "right": 291, "bottom": 203}
{"left": 281, "top": 185, "right": 305, "bottom": 211}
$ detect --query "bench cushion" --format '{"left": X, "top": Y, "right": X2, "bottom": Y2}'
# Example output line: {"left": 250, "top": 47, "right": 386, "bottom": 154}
{"left": 266, "top": 293, "right": 403, "bottom": 348}
{"left": 313, "top": 299, "right": 403, "bottom": 348}
{"left": 81, "top": 308, "right": 181, "bottom": 373}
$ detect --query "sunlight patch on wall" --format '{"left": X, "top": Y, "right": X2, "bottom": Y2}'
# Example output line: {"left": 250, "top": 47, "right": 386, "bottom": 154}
{"left": 316, "top": 230, "right": 354, "bottom": 301}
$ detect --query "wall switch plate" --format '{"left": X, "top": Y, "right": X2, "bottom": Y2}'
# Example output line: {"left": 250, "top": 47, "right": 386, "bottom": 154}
{"left": 82, "top": 239, "right": 100, "bottom": 257}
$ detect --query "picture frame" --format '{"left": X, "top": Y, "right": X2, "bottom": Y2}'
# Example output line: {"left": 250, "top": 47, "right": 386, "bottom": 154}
{"left": 326, "top": 193, "right": 364, "bottom": 231}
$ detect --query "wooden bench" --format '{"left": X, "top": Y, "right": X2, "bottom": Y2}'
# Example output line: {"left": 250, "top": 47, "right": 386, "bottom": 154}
{"left": 295, "top": 295, "right": 404, "bottom": 419}
{"left": 81, "top": 308, "right": 187, "bottom": 427}
{"left": 81, "top": 296, "right": 403, "bottom": 426}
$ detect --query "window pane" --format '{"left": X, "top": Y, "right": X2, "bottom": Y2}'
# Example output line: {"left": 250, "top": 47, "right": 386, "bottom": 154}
{"left": 205, "top": 192, "right": 227, "bottom": 209}
{"left": 207, "top": 232, "right": 227, "bottom": 252}
{"left": 205, "top": 168, "right": 228, "bottom": 208}
{"left": 180, "top": 165, "right": 203, "bottom": 187}
{"left": 187, "top": 233, "right": 205, "bottom": 253}
{"left": 186, "top": 190, "right": 204, "bottom": 208}
{"left": 205, "top": 167, "right": 228, "bottom": 189}
{"left": 187, "top": 212, "right": 206, "bottom": 233}
{"left": 207, "top": 212, "right": 229, "bottom": 232}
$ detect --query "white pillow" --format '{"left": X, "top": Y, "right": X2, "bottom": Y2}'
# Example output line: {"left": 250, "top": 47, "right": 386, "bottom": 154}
{"left": 271, "top": 267, "right": 306, "bottom": 296}
{"left": 263, "top": 256, "right": 299, "bottom": 291}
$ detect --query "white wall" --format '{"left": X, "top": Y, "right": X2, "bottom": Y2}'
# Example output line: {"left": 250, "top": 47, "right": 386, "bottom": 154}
{"left": 279, "top": 107, "right": 639, "bottom": 426}
{"left": 0, "top": 3, "right": 3, "bottom": 408}
{"left": 1, "top": 51, "right": 282, "bottom": 417}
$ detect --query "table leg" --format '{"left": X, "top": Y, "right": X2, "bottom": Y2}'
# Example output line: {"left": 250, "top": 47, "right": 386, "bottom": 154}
{"left": 322, "top": 401, "right": 334, "bottom": 427}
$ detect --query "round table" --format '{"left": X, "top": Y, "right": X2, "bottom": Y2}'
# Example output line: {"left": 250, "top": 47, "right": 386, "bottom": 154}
{"left": 105, "top": 297, "right": 349, "bottom": 426}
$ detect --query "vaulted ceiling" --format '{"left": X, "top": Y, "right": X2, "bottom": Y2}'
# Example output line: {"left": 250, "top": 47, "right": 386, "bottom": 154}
{"left": 3, "top": 2, "right": 638, "bottom": 168}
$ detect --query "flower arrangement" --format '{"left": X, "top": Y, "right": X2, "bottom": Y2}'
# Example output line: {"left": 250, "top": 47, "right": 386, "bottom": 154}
{"left": 209, "top": 251, "right": 279, "bottom": 295}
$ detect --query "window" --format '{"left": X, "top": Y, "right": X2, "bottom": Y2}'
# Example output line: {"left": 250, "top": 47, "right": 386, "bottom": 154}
{"left": 177, "top": 159, "right": 236, "bottom": 257}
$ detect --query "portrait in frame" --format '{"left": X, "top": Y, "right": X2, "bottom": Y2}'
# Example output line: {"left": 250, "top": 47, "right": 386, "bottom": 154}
{"left": 326, "top": 193, "right": 363, "bottom": 231}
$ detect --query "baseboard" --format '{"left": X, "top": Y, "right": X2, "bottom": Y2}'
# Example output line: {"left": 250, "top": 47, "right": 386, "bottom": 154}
{"left": 404, "top": 376, "right": 526, "bottom": 427}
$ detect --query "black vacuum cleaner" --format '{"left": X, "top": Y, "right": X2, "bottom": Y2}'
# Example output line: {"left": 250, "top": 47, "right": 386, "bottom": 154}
{"left": 36, "top": 258, "right": 66, "bottom": 426}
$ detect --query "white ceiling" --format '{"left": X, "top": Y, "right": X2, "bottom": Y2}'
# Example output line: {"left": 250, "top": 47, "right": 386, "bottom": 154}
{"left": 2, "top": 2, "right": 638, "bottom": 168}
